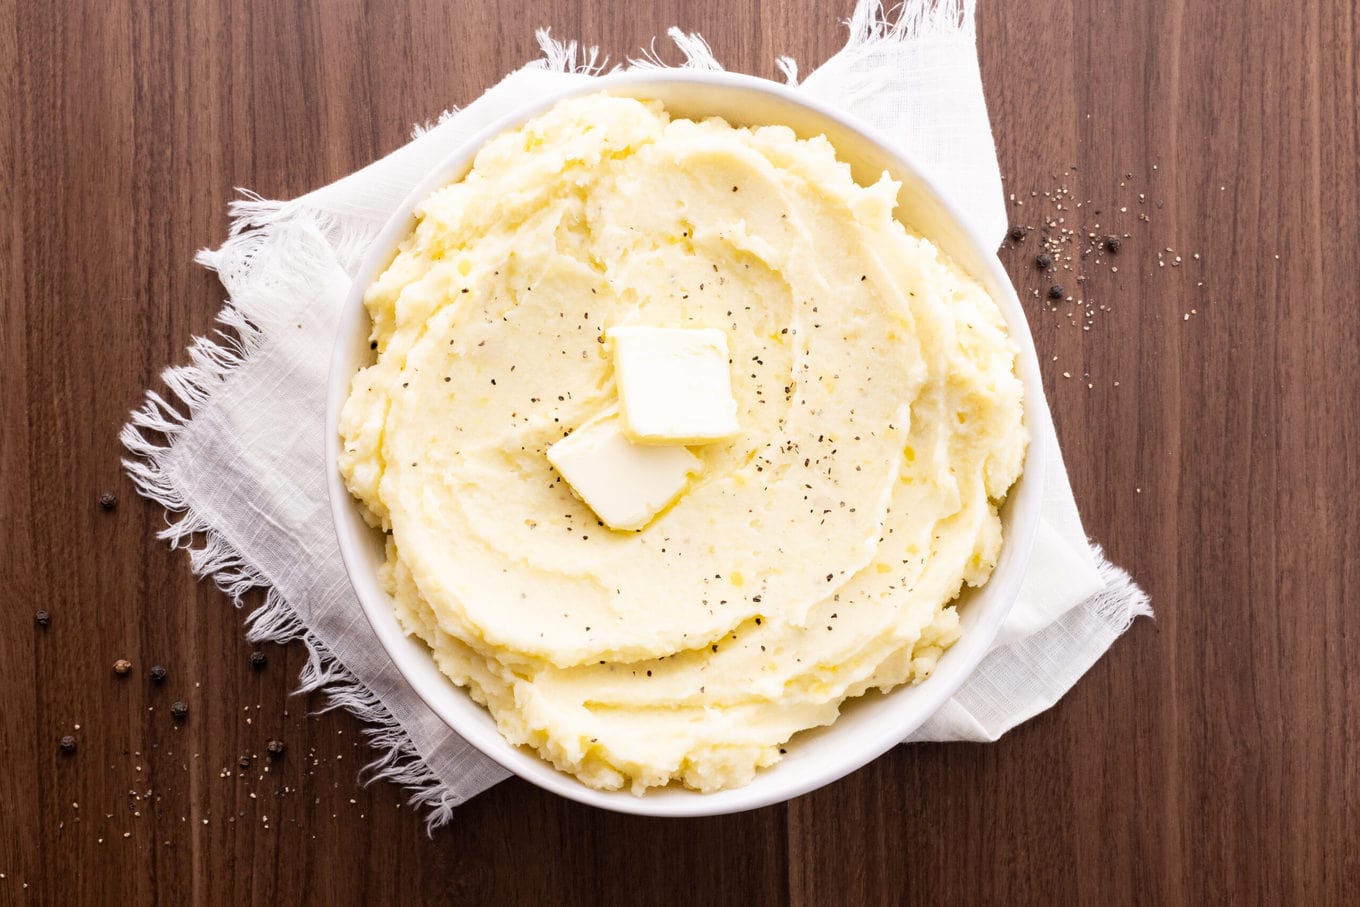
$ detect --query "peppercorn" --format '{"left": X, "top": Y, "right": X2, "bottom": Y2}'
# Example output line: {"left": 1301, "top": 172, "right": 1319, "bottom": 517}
{"left": 98, "top": 492, "right": 118, "bottom": 511}
{"left": 170, "top": 700, "right": 189, "bottom": 720}
{"left": 1035, "top": 253, "right": 1053, "bottom": 270}
{"left": 113, "top": 659, "right": 132, "bottom": 676}
{"left": 59, "top": 735, "right": 77, "bottom": 754}
{"left": 238, "top": 755, "right": 252, "bottom": 770}
{"left": 250, "top": 650, "right": 267, "bottom": 669}
{"left": 1048, "top": 285, "right": 1065, "bottom": 300}
{"left": 1009, "top": 225, "right": 1026, "bottom": 242}
{"left": 265, "top": 739, "right": 286, "bottom": 759}
{"left": 1103, "top": 235, "right": 1122, "bottom": 254}
{"left": 149, "top": 665, "right": 168, "bottom": 684}
{"left": 35, "top": 610, "right": 50, "bottom": 628}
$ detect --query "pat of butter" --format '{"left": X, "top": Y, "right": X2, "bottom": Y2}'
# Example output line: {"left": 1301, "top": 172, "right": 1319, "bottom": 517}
{"left": 547, "top": 412, "right": 701, "bottom": 531}
{"left": 607, "top": 326, "right": 740, "bottom": 445}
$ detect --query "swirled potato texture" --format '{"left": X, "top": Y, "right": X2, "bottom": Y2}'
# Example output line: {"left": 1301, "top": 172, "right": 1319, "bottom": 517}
{"left": 339, "top": 93, "right": 1026, "bottom": 794}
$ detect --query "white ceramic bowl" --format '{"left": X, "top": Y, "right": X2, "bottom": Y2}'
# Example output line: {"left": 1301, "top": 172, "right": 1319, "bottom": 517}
{"left": 326, "top": 70, "right": 1045, "bottom": 817}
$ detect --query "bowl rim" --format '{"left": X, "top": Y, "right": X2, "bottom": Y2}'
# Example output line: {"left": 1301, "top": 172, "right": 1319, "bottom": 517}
{"left": 326, "top": 68, "right": 1045, "bottom": 817}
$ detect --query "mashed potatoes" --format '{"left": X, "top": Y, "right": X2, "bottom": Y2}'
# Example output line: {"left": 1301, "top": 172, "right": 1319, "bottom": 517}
{"left": 339, "top": 93, "right": 1026, "bottom": 794}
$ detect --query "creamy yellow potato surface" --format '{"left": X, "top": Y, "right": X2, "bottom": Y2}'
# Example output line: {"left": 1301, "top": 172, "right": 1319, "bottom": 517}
{"left": 339, "top": 93, "right": 1027, "bottom": 794}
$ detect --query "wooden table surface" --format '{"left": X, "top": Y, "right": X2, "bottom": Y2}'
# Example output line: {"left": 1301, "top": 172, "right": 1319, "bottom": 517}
{"left": 4, "top": 0, "right": 1357, "bottom": 903}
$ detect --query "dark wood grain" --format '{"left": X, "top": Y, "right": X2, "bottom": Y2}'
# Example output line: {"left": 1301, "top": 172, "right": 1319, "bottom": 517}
{"left": 3, "top": 1, "right": 1357, "bottom": 903}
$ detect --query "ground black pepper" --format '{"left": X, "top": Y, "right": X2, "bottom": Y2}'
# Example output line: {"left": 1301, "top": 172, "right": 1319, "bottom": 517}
{"left": 266, "top": 739, "right": 286, "bottom": 759}
{"left": 1103, "top": 235, "right": 1122, "bottom": 254}
{"left": 34, "top": 610, "right": 50, "bottom": 628}
{"left": 170, "top": 700, "right": 189, "bottom": 720}
{"left": 149, "top": 665, "right": 167, "bottom": 684}
{"left": 1048, "top": 285, "right": 1065, "bottom": 300}
{"left": 1035, "top": 253, "right": 1053, "bottom": 270}
{"left": 113, "top": 659, "right": 132, "bottom": 676}
{"left": 1009, "top": 225, "right": 1027, "bottom": 242}
{"left": 238, "top": 756, "right": 252, "bottom": 770}
{"left": 250, "top": 650, "right": 267, "bottom": 669}
{"left": 59, "top": 735, "right": 77, "bottom": 753}
{"left": 98, "top": 492, "right": 117, "bottom": 511}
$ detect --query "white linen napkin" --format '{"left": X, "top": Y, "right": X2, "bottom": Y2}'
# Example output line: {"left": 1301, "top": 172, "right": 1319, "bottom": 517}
{"left": 123, "top": 0, "right": 1149, "bottom": 828}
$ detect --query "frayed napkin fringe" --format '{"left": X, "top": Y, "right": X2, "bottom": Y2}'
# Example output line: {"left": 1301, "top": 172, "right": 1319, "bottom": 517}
{"left": 847, "top": 0, "right": 975, "bottom": 46}
{"left": 834, "top": 0, "right": 979, "bottom": 106}
{"left": 121, "top": 200, "right": 467, "bottom": 833}
{"left": 1090, "top": 546, "right": 1154, "bottom": 631}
